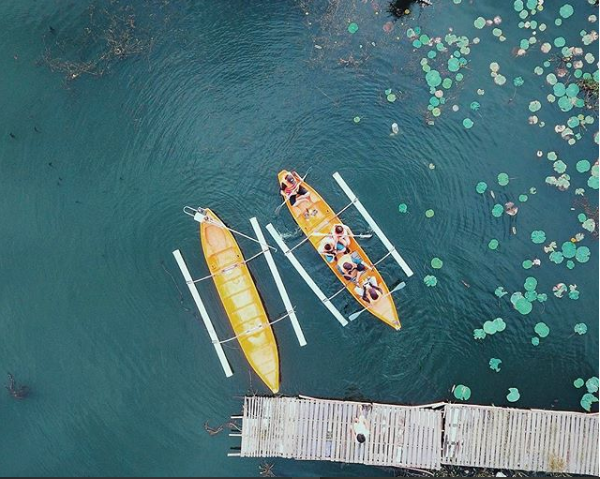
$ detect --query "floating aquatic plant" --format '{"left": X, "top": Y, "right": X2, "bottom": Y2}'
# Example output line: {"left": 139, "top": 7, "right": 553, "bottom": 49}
{"left": 507, "top": 388, "right": 521, "bottom": 403}
{"left": 489, "top": 358, "right": 502, "bottom": 372}
{"left": 453, "top": 384, "right": 471, "bottom": 401}
{"left": 574, "top": 323, "right": 588, "bottom": 335}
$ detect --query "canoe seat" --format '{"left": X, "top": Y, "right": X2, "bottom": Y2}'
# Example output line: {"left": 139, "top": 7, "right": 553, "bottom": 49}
{"left": 226, "top": 290, "right": 256, "bottom": 310}
{"left": 208, "top": 247, "right": 241, "bottom": 270}
{"left": 233, "top": 303, "right": 263, "bottom": 325}
{"left": 219, "top": 276, "right": 249, "bottom": 299}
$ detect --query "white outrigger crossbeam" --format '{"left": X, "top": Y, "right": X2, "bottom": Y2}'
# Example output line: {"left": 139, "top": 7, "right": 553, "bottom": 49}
{"left": 250, "top": 217, "right": 307, "bottom": 347}
{"left": 266, "top": 223, "right": 348, "bottom": 327}
{"left": 172, "top": 249, "right": 234, "bottom": 377}
{"left": 332, "top": 172, "right": 414, "bottom": 278}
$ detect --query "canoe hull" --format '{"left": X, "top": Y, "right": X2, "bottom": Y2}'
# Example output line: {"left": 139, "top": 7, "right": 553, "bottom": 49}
{"left": 278, "top": 171, "right": 400, "bottom": 329}
{"left": 200, "top": 209, "right": 280, "bottom": 392}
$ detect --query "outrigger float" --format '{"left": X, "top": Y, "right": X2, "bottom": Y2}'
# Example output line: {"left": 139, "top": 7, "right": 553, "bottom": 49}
{"left": 267, "top": 171, "right": 414, "bottom": 330}
{"left": 172, "top": 207, "right": 306, "bottom": 393}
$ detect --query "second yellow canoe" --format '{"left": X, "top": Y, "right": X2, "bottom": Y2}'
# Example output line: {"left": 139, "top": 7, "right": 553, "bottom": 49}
{"left": 199, "top": 209, "right": 280, "bottom": 393}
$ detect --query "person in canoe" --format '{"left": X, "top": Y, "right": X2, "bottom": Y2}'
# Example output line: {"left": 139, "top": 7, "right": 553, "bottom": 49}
{"left": 355, "top": 276, "right": 383, "bottom": 303}
{"left": 317, "top": 236, "right": 337, "bottom": 263}
{"left": 280, "top": 171, "right": 317, "bottom": 218}
{"left": 331, "top": 224, "right": 351, "bottom": 254}
{"left": 337, "top": 252, "right": 368, "bottom": 283}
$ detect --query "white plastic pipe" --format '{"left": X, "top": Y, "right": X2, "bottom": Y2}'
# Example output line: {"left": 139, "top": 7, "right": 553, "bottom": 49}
{"left": 266, "top": 224, "right": 348, "bottom": 327}
{"left": 249, "top": 218, "right": 307, "bottom": 347}
{"left": 332, "top": 172, "right": 414, "bottom": 278}
{"left": 172, "top": 249, "right": 233, "bottom": 377}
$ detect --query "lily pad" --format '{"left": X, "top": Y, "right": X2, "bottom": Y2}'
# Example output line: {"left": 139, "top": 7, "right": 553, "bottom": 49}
{"left": 463, "top": 118, "right": 474, "bottom": 129}
{"left": 561, "top": 241, "right": 577, "bottom": 258}
{"left": 531, "top": 337, "right": 540, "bottom": 346}
{"left": 574, "top": 323, "right": 588, "bottom": 335}
{"left": 398, "top": 203, "right": 408, "bottom": 213}
{"left": 507, "top": 388, "right": 521, "bottom": 403}
{"left": 488, "top": 239, "right": 499, "bottom": 250}
{"left": 489, "top": 358, "right": 502, "bottom": 372}
{"left": 431, "top": 257, "right": 444, "bottom": 269}
{"left": 425, "top": 209, "right": 435, "bottom": 218}
{"left": 534, "top": 322, "right": 550, "bottom": 338}
{"left": 493, "top": 317, "right": 506, "bottom": 332}
{"left": 492, "top": 204, "right": 504, "bottom": 217}
{"left": 586, "top": 377, "right": 599, "bottom": 393}
{"left": 387, "top": 93, "right": 397, "bottom": 103}
{"left": 495, "top": 286, "right": 508, "bottom": 298}
{"left": 580, "top": 393, "right": 598, "bottom": 412}
{"left": 453, "top": 384, "right": 471, "bottom": 401}
{"left": 549, "top": 251, "right": 564, "bottom": 264}
{"left": 483, "top": 321, "right": 498, "bottom": 335}
{"left": 515, "top": 297, "right": 533, "bottom": 315}
{"left": 531, "top": 230, "right": 546, "bottom": 244}
{"left": 524, "top": 277, "right": 538, "bottom": 291}
{"left": 474, "top": 329, "right": 486, "bottom": 340}
{"left": 575, "top": 246, "right": 590, "bottom": 263}
{"left": 522, "top": 260, "right": 533, "bottom": 269}
{"left": 476, "top": 181, "right": 488, "bottom": 194}
{"left": 497, "top": 173, "right": 510, "bottom": 186}
{"left": 576, "top": 160, "right": 591, "bottom": 173}
{"left": 574, "top": 378, "right": 585, "bottom": 388}
{"left": 348, "top": 22, "right": 359, "bottom": 34}
{"left": 424, "top": 275, "right": 438, "bottom": 287}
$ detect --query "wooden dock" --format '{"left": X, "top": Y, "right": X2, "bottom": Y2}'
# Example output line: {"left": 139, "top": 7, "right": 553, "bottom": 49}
{"left": 234, "top": 396, "right": 599, "bottom": 475}
{"left": 443, "top": 404, "right": 599, "bottom": 476}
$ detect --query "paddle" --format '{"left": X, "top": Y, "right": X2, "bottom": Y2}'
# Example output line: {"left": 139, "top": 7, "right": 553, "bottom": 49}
{"left": 274, "top": 169, "right": 311, "bottom": 216}
{"left": 348, "top": 281, "right": 406, "bottom": 321}
{"left": 311, "top": 232, "right": 373, "bottom": 239}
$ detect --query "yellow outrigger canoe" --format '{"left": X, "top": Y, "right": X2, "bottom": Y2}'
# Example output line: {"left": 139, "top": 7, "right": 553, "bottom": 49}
{"left": 278, "top": 171, "right": 401, "bottom": 330}
{"left": 199, "top": 209, "right": 280, "bottom": 393}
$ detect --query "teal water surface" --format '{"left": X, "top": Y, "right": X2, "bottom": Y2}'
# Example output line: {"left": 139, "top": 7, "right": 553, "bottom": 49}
{"left": 1, "top": 0, "right": 598, "bottom": 476}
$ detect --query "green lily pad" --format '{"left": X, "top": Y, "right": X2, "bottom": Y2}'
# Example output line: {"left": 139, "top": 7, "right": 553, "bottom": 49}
{"left": 550, "top": 251, "right": 564, "bottom": 264}
{"left": 353, "top": 116, "right": 361, "bottom": 123}
{"left": 476, "top": 181, "right": 488, "bottom": 194}
{"left": 537, "top": 293, "right": 548, "bottom": 302}
{"left": 474, "top": 17, "right": 486, "bottom": 29}
{"left": 492, "top": 204, "right": 504, "bottom": 217}
{"left": 497, "top": 173, "right": 510, "bottom": 186}
{"left": 575, "top": 246, "right": 590, "bottom": 263}
{"left": 559, "top": 4, "right": 574, "bottom": 19}
{"left": 348, "top": 22, "right": 359, "bottom": 34}
{"left": 513, "top": 76, "right": 524, "bottom": 87}
{"left": 507, "top": 388, "right": 521, "bottom": 403}
{"left": 463, "top": 118, "right": 474, "bottom": 129}
{"left": 431, "top": 257, "right": 444, "bottom": 269}
{"left": 576, "top": 160, "right": 591, "bottom": 173}
{"left": 519, "top": 194, "right": 528, "bottom": 202}
{"left": 522, "top": 260, "right": 533, "bottom": 269}
{"left": 534, "top": 322, "right": 550, "bottom": 338}
{"left": 531, "top": 337, "right": 540, "bottom": 346}
{"left": 574, "top": 378, "right": 585, "bottom": 388}
{"left": 387, "top": 93, "right": 397, "bottom": 103}
{"left": 531, "top": 230, "right": 546, "bottom": 244}
{"left": 488, "top": 239, "right": 499, "bottom": 250}
{"left": 524, "top": 277, "right": 538, "bottom": 291}
{"left": 424, "top": 275, "right": 438, "bottom": 287}
{"left": 489, "top": 358, "right": 502, "bottom": 372}
{"left": 474, "top": 328, "right": 486, "bottom": 340}
{"left": 529, "top": 100, "right": 542, "bottom": 112}
{"left": 581, "top": 393, "right": 599, "bottom": 412}
{"left": 483, "top": 320, "right": 498, "bottom": 335}
{"left": 586, "top": 377, "right": 599, "bottom": 393}
{"left": 561, "top": 241, "right": 577, "bottom": 258}
{"left": 493, "top": 317, "right": 506, "bottom": 332}
{"left": 398, "top": 203, "right": 408, "bottom": 213}
{"left": 574, "top": 323, "right": 588, "bottom": 335}
{"left": 515, "top": 297, "right": 533, "bottom": 315}
{"left": 454, "top": 384, "right": 471, "bottom": 401}
{"left": 425, "top": 209, "right": 435, "bottom": 218}
{"left": 495, "top": 286, "right": 508, "bottom": 298}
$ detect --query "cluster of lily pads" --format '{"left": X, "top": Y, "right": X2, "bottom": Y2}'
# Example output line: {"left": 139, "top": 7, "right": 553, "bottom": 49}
{"left": 509, "top": 276, "right": 547, "bottom": 315}
{"left": 407, "top": 26, "right": 476, "bottom": 124}
{"left": 514, "top": 0, "right": 599, "bottom": 145}
{"left": 473, "top": 317, "right": 506, "bottom": 340}
{"left": 452, "top": 383, "right": 521, "bottom": 403}
{"left": 542, "top": 239, "right": 591, "bottom": 269}
{"left": 543, "top": 151, "right": 600, "bottom": 193}
{"left": 531, "top": 321, "right": 550, "bottom": 346}
{"left": 423, "top": 257, "right": 443, "bottom": 287}
{"left": 574, "top": 376, "right": 599, "bottom": 411}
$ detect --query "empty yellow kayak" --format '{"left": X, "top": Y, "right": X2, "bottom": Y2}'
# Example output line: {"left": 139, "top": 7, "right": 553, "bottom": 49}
{"left": 278, "top": 171, "right": 400, "bottom": 330}
{"left": 200, "top": 209, "right": 280, "bottom": 393}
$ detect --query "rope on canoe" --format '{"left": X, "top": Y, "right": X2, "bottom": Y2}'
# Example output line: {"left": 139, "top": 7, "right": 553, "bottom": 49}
{"left": 188, "top": 250, "right": 266, "bottom": 284}
{"left": 211, "top": 309, "right": 296, "bottom": 345}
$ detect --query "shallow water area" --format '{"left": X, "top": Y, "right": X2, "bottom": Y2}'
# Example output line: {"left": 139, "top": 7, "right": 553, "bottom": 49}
{"left": 0, "top": 0, "right": 598, "bottom": 476}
